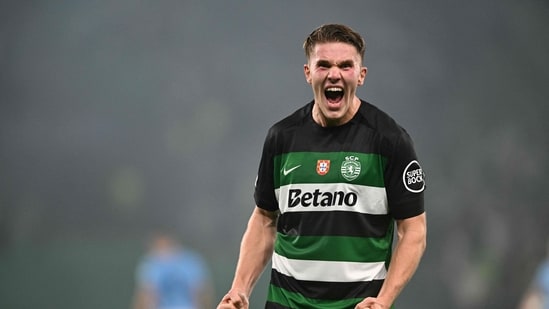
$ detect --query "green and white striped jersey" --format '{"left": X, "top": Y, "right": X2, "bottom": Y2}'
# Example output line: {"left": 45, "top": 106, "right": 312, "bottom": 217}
{"left": 255, "top": 100, "right": 425, "bottom": 309}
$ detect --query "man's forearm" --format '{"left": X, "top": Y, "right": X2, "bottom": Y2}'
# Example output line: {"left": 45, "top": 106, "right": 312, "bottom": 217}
{"left": 230, "top": 207, "right": 277, "bottom": 296}
{"left": 376, "top": 214, "right": 427, "bottom": 307}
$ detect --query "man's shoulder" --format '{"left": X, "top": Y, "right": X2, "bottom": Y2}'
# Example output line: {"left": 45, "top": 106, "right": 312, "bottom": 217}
{"left": 358, "top": 100, "right": 410, "bottom": 140}
{"left": 268, "top": 101, "right": 312, "bottom": 135}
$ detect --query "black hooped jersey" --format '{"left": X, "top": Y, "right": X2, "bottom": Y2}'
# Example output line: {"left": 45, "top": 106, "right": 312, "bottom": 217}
{"left": 254, "top": 100, "right": 425, "bottom": 309}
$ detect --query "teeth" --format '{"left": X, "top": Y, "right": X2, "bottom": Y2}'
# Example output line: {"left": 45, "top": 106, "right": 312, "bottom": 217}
{"left": 326, "top": 87, "right": 343, "bottom": 92}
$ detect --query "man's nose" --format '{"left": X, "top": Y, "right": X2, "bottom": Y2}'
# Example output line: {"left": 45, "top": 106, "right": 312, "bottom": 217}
{"left": 327, "top": 67, "right": 341, "bottom": 81}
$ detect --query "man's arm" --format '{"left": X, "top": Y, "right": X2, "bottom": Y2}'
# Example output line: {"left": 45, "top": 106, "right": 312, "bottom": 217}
{"left": 217, "top": 206, "right": 278, "bottom": 309}
{"left": 131, "top": 286, "right": 155, "bottom": 309}
{"left": 197, "top": 279, "right": 215, "bottom": 309}
{"left": 357, "top": 213, "right": 427, "bottom": 309}
{"left": 518, "top": 273, "right": 544, "bottom": 309}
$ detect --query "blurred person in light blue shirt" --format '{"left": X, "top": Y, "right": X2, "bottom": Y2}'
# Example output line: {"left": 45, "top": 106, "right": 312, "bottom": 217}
{"left": 520, "top": 238, "right": 549, "bottom": 309}
{"left": 131, "top": 230, "right": 213, "bottom": 309}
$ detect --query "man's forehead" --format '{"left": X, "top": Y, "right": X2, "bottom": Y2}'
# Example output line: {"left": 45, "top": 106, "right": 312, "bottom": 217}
{"left": 310, "top": 42, "right": 361, "bottom": 62}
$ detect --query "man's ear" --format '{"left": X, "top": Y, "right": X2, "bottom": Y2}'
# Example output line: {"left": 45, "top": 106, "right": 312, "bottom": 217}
{"left": 358, "top": 66, "right": 368, "bottom": 86}
{"left": 304, "top": 64, "right": 311, "bottom": 84}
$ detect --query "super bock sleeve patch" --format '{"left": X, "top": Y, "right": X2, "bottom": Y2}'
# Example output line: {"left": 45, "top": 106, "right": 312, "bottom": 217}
{"left": 403, "top": 160, "right": 425, "bottom": 193}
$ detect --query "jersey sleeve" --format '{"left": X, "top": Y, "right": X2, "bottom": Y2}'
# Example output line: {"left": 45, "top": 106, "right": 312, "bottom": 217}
{"left": 254, "top": 127, "right": 279, "bottom": 211}
{"left": 136, "top": 258, "right": 159, "bottom": 289}
{"left": 384, "top": 130, "right": 425, "bottom": 219}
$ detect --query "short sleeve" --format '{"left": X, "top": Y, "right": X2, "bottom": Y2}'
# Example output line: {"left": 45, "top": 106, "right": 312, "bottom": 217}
{"left": 384, "top": 131, "right": 425, "bottom": 219}
{"left": 136, "top": 258, "right": 158, "bottom": 288}
{"left": 254, "top": 127, "right": 279, "bottom": 211}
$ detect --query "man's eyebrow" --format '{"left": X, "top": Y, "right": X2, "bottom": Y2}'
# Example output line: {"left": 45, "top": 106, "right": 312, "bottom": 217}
{"left": 338, "top": 60, "right": 355, "bottom": 67}
{"left": 315, "top": 59, "right": 332, "bottom": 67}
{"left": 315, "top": 59, "right": 355, "bottom": 67}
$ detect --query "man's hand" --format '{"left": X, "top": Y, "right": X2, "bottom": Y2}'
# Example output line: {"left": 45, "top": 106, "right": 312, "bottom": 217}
{"left": 217, "top": 291, "right": 249, "bottom": 309}
{"left": 355, "top": 297, "right": 390, "bottom": 309}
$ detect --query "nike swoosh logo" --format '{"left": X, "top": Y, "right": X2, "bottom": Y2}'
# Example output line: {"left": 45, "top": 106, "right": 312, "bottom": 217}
{"left": 282, "top": 165, "right": 301, "bottom": 176}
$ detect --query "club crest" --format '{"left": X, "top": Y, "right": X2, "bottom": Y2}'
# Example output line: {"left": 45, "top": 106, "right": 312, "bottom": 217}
{"left": 341, "top": 156, "right": 361, "bottom": 181}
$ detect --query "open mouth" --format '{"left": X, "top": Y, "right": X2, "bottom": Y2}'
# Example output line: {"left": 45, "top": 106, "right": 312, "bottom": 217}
{"left": 325, "top": 87, "right": 344, "bottom": 103}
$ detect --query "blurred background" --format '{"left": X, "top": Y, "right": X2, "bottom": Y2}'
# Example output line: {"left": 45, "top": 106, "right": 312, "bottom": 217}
{"left": 1, "top": 0, "right": 548, "bottom": 308}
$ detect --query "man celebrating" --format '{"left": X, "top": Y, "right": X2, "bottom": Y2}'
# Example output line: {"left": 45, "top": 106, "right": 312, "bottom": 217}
{"left": 218, "top": 23, "right": 427, "bottom": 309}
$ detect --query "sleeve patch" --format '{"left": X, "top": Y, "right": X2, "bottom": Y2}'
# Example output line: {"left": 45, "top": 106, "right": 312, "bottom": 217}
{"left": 403, "top": 160, "right": 425, "bottom": 193}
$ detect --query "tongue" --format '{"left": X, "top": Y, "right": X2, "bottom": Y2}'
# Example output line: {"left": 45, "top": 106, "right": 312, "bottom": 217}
{"left": 326, "top": 90, "right": 343, "bottom": 103}
{"left": 327, "top": 95, "right": 343, "bottom": 104}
